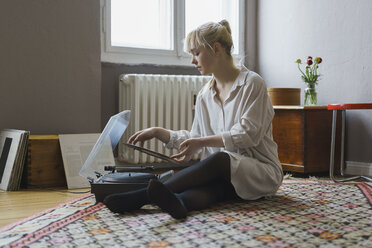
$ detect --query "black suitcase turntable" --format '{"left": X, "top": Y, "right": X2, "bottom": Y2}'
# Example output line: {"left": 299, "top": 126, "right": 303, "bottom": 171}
{"left": 79, "top": 110, "right": 181, "bottom": 203}
{"left": 89, "top": 165, "right": 174, "bottom": 202}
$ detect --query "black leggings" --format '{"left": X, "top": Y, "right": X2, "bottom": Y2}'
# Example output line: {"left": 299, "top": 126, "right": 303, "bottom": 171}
{"left": 163, "top": 151, "right": 239, "bottom": 211}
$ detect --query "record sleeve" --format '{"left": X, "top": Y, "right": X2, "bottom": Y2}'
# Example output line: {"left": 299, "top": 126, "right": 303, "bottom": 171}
{"left": 124, "top": 143, "right": 179, "bottom": 164}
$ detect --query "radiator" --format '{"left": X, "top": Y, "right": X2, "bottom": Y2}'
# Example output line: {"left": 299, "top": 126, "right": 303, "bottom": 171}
{"left": 118, "top": 74, "right": 212, "bottom": 164}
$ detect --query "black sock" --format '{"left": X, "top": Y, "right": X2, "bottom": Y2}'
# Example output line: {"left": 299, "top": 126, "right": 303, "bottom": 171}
{"left": 103, "top": 188, "right": 149, "bottom": 214}
{"left": 147, "top": 179, "right": 187, "bottom": 219}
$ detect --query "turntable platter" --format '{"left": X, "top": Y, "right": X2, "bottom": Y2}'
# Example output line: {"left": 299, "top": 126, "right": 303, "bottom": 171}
{"left": 100, "top": 172, "right": 157, "bottom": 183}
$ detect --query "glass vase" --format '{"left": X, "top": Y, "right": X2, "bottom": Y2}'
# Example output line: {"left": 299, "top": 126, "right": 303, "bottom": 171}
{"left": 304, "top": 84, "right": 317, "bottom": 106}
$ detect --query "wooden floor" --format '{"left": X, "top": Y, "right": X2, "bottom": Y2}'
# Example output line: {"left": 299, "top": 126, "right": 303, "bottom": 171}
{"left": 0, "top": 187, "right": 90, "bottom": 228}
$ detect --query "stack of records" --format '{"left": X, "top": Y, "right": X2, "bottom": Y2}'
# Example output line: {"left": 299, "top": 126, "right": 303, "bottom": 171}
{"left": 0, "top": 129, "right": 30, "bottom": 191}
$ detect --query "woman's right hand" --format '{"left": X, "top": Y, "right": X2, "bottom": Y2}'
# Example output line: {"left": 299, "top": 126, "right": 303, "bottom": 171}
{"left": 128, "top": 127, "right": 170, "bottom": 147}
{"left": 128, "top": 128, "right": 156, "bottom": 147}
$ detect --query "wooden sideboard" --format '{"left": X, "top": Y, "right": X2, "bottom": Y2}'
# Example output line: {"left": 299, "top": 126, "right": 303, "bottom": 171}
{"left": 272, "top": 106, "right": 341, "bottom": 174}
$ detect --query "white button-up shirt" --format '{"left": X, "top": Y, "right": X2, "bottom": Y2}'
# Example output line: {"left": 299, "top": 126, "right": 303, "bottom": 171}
{"left": 166, "top": 66, "right": 283, "bottom": 200}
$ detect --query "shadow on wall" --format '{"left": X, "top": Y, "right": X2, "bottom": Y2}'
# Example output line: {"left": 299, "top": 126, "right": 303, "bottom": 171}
{"left": 101, "top": 63, "right": 200, "bottom": 130}
{"left": 345, "top": 110, "right": 372, "bottom": 162}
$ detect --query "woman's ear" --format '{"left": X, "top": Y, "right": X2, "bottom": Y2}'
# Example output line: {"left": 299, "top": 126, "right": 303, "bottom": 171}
{"left": 213, "top": 42, "right": 223, "bottom": 56}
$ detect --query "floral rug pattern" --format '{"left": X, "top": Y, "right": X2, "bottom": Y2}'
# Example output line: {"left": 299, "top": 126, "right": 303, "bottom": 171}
{"left": 1, "top": 179, "right": 372, "bottom": 248}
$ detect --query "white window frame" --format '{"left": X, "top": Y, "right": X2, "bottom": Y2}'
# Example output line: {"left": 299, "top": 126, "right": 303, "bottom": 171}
{"left": 100, "top": 0, "right": 245, "bottom": 66}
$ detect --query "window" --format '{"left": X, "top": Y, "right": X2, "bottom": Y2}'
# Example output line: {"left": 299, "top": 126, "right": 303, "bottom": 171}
{"left": 101, "top": 0, "right": 245, "bottom": 65}
{"left": 110, "top": 0, "right": 173, "bottom": 50}
{"left": 184, "top": 0, "right": 240, "bottom": 55}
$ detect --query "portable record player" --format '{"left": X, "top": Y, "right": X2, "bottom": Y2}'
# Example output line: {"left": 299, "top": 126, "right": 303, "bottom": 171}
{"left": 79, "top": 110, "right": 180, "bottom": 203}
{"left": 89, "top": 165, "right": 174, "bottom": 202}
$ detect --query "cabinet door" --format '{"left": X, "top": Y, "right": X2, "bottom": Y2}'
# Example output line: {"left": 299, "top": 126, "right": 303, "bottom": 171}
{"left": 304, "top": 110, "right": 341, "bottom": 173}
{"left": 272, "top": 110, "right": 305, "bottom": 169}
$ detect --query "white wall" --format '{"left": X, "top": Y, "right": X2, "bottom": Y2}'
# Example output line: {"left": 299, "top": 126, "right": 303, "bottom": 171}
{"left": 257, "top": 0, "right": 372, "bottom": 162}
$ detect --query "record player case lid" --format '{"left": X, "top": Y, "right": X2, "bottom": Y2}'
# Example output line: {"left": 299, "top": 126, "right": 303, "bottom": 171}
{"left": 79, "top": 110, "right": 131, "bottom": 180}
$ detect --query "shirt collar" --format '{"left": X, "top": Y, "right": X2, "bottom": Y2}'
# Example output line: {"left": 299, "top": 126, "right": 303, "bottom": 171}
{"left": 208, "top": 65, "right": 249, "bottom": 93}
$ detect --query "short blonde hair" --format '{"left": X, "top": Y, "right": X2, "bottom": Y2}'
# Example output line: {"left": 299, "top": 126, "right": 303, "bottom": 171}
{"left": 185, "top": 20, "right": 233, "bottom": 56}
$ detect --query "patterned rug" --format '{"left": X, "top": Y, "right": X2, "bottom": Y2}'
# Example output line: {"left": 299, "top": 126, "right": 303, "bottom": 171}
{"left": 1, "top": 179, "right": 372, "bottom": 248}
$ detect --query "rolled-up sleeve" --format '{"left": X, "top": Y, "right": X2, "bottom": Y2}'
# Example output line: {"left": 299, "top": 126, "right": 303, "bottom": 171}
{"left": 164, "top": 129, "right": 191, "bottom": 149}
{"left": 164, "top": 91, "right": 203, "bottom": 150}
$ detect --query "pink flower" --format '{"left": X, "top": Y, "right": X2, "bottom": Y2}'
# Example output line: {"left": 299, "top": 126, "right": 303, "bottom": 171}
{"left": 343, "top": 203, "right": 359, "bottom": 208}
{"left": 296, "top": 56, "right": 323, "bottom": 86}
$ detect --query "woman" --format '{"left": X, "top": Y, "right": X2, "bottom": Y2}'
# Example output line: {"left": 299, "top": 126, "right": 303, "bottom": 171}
{"left": 104, "top": 20, "right": 283, "bottom": 219}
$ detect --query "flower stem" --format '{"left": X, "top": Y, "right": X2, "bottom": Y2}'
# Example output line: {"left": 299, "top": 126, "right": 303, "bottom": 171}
{"left": 297, "top": 63, "right": 307, "bottom": 79}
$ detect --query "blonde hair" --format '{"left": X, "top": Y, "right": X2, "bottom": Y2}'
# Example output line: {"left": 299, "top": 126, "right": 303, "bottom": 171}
{"left": 185, "top": 20, "right": 233, "bottom": 56}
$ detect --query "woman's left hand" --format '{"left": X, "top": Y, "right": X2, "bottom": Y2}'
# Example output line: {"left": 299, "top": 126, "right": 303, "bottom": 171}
{"left": 171, "top": 138, "right": 202, "bottom": 163}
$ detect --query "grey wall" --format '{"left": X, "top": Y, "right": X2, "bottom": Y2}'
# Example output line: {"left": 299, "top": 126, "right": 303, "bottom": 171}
{"left": 0, "top": 0, "right": 101, "bottom": 134}
{"left": 257, "top": 0, "right": 372, "bottom": 162}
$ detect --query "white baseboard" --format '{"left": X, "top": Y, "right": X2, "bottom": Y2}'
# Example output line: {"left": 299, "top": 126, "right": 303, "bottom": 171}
{"left": 345, "top": 161, "right": 372, "bottom": 177}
